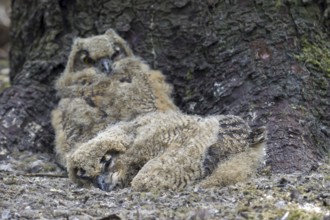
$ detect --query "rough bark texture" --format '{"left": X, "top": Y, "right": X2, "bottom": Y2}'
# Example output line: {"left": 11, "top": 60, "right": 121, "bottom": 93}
{"left": 1, "top": 0, "right": 329, "bottom": 173}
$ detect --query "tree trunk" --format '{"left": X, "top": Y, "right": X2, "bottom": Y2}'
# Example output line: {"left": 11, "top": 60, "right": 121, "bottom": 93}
{"left": 1, "top": 0, "right": 329, "bottom": 173}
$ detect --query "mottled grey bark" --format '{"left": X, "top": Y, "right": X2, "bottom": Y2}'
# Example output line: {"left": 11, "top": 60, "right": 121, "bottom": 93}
{"left": 1, "top": 0, "right": 329, "bottom": 172}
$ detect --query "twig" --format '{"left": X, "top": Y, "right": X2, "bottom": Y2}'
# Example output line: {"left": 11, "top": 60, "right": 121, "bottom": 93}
{"left": 22, "top": 173, "right": 68, "bottom": 178}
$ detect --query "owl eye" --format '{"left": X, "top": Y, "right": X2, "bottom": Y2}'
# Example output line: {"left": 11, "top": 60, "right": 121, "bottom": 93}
{"left": 111, "top": 48, "right": 121, "bottom": 60}
{"left": 111, "top": 44, "right": 126, "bottom": 61}
{"left": 82, "top": 55, "right": 94, "bottom": 65}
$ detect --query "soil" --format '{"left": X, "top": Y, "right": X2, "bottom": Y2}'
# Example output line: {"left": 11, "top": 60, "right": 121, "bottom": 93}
{"left": 0, "top": 151, "right": 329, "bottom": 220}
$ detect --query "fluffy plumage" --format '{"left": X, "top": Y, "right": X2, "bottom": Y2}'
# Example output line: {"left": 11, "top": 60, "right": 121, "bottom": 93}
{"left": 52, "top": 29, "right": 266, "bottom": 191}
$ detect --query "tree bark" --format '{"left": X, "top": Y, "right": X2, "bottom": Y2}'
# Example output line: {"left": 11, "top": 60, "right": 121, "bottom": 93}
{"left": 1, "top": 0, "right": 329, "bottom": 173}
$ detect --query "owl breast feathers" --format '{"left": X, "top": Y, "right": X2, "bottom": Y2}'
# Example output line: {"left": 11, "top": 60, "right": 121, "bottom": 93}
{"left": 51, "top": 29, "right": 266, "bottom": 191}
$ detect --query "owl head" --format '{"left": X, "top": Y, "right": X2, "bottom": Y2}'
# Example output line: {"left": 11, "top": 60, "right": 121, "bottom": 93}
{"left": 56, "top": 29, "right": 178, "bottom": 122}
{"left": 64, "top": 29, "right": 134, "bottom": 75}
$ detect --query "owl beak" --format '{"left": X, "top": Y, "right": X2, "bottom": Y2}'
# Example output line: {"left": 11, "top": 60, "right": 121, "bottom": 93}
{"left": 99, "top": 58, "right": 113, "bottom": 75}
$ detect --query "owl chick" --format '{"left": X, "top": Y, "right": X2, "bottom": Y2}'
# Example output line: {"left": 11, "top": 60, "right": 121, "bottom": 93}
{"left": 52, "top": 30, "right": 177, "bottom": 168}
{"left": 52, "top": 29, "right": 266, "bottom": 191}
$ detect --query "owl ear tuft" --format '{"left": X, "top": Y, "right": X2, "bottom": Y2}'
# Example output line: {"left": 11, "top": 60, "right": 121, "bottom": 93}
{"left": 105, "top": 29, "right": 117, "bottom": 36}
{"left": 73, "top": 37, "right": 83, "bottom": 47}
